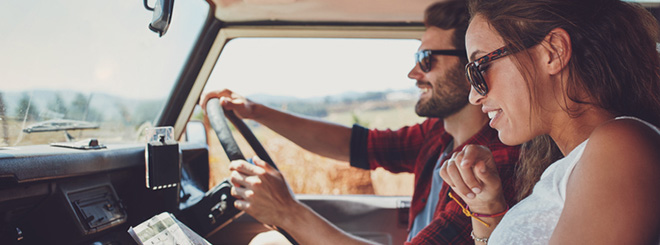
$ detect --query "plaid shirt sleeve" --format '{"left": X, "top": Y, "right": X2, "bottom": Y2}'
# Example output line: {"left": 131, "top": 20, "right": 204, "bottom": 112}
{"left": 349, "top": 119, "right": 442, "bottom": 173}
{"left": 366, "top": 119, "right": 444, "bottom": 173}
{"left": 406, "top": 197, "right": 472, "bottom": 244}
{"left": 406, "top": 126, "right": 521, "bottom": 244}
{"left": 351, "top": 121, "right": 520, "bottom": 244}
{"left": 490, "top": 140, "right": 521, "bottom": 210}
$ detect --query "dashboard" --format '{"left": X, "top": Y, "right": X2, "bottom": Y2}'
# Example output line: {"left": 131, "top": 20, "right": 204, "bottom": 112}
{"left": 0, "top": 142, "right": 210, "bottom": 244}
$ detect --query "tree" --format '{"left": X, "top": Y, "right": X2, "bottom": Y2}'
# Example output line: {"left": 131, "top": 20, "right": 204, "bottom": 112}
{"left": 44, "top": 93, "right": 67, "bottom": 119}
{"left": 15, "top": 92, "right": 40, "bottom": 121}
{"left": 132, "top": 99, "right": 163, "bottom": 126}
{"left": 0, "top": 92, "right": 8, "bottom": 145}
{"left": 68, "top": 93, "right": 88, "bottom": 120}
{"left": 68, "top": 93, "right": 102, "bottom": 122}
{"left": 116, "top": 101, "right": 132, "bottom": 124}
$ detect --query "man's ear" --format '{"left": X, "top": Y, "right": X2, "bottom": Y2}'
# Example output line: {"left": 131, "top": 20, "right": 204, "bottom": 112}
{"left": 542, "top": 28, "right": 572, "bottom": 75}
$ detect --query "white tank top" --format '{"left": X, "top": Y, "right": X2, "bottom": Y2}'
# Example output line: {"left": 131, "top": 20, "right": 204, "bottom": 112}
{"left": 488, "top": 139, "right": 587, "bottom": 244}
{"left": 489, "top": 117, "right": 659, "bottom": 244}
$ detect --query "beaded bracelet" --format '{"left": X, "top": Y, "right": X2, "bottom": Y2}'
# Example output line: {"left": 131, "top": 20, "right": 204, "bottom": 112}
{"left": 448, "top": 192, "right": 509, "bottom": 228}
{"left": 471, "top": 231, "right": 489, "bottom": 244}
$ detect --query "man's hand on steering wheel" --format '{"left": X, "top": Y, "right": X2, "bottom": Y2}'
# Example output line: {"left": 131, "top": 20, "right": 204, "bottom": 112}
{"left": 200, "top": 92, "right": 299, "bottom": 245}
{"left": 200, "top": 89, "right": 257, "bottom": 120}
{"left": 229, "top": 156, "right": 299, "bottom": 227}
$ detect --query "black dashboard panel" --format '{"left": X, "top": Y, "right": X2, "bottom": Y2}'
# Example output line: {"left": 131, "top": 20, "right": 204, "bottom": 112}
{"left": 0, "top": 142, "right": 211, "bottom": 244}
{"left": 0, "top": 144, "right": 145, "bottom": 184}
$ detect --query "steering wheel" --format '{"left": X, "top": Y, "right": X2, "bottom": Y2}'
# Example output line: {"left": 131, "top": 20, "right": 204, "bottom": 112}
{"left": 203, "top": 98, "right": 297, "bottom": 244}
{"left": 205, "top": 98, "right": 277, "bottom": 169}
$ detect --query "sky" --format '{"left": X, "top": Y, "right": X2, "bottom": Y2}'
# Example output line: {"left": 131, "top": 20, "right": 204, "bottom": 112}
{"left": 206, "top": 38, "right": 421, "bottom": 99}
{"left": 2, "top": 0, "right": 658, "bottom": 101}
{"left": 0, "top": 0, "right": 420, "bottom": 101}
{"left": 0, "top": 0, "right": 208, "bottom": 100}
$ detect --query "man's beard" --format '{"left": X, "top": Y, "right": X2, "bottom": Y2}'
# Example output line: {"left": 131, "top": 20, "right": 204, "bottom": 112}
{"left": 415, "top": 63, "right": 471, "bottom": 118}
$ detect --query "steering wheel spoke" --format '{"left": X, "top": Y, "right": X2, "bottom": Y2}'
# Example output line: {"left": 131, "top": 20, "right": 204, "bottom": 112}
{"left": 205, "top": 98, "right": 277, "bottom": 169}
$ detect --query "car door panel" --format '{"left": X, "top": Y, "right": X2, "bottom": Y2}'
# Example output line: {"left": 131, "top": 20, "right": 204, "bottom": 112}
{"left": 207, "top": 195, "right": 410, "bottom": 245}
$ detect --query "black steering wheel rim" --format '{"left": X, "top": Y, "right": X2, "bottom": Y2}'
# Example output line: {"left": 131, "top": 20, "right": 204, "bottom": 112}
{"left": 205, "top": 98, "right": 278, "bottom": 170}
{"left": 204, "top": 98, "right": 298, "bottom": 244}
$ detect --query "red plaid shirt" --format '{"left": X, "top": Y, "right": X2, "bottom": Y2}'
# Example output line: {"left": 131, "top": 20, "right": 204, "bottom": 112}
{"left": 350, "top": 118, "right": 520, "bottom": 244}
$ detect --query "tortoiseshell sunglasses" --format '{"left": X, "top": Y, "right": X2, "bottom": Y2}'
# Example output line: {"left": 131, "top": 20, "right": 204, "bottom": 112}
{"left": 465, "top": 47, "right": 510, "bottom": 96}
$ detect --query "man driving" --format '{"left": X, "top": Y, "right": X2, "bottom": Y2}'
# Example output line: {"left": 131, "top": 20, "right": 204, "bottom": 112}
{"left": 201, "top": 1, "right": 520, "bottom": 243}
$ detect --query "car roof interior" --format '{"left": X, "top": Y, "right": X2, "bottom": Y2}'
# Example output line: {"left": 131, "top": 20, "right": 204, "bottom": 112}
{"left": 211, "top": 0, "right": 437, "bottom": 23}
{"left": 209, "top": 0, "right": 660, "bottom": 23}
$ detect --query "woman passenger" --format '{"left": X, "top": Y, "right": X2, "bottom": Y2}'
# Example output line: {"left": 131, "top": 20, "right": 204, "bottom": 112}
{"left": 440, "top": 0, "right": 660, "bottom": 244}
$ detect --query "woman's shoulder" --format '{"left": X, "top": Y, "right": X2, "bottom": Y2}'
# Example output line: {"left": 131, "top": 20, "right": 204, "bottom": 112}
{"left": 558, "top": 123, "right": 660, "bottom": 245}
{"left": 589, "top": 117, "right": 660, "bottom": 150}
{"left": 581, "top": 117, "right": 660, "bottom": 173}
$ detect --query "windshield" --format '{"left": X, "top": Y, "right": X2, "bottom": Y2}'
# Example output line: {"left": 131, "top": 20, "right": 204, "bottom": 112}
{"left": 202, "top": 37, "right": 423, "bottom": 195}
{"left": 0, "top": 0, "right": 208, "bottom": 146}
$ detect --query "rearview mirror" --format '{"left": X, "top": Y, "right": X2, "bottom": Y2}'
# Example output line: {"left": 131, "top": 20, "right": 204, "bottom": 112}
{"left": 144, "top": 0, "right": 174, "bottom": 37}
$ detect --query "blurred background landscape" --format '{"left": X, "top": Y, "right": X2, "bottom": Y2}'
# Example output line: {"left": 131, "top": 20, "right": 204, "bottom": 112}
{"left": 199, "top": 89, "right": 424, "bottom": 196}
{"left": 0, "top": 88, "right": 423, "bottom": 196}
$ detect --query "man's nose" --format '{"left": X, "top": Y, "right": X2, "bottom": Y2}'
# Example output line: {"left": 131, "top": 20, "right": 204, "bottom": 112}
{"left": 408, "top": 63, "right": 423, "bottom": 80}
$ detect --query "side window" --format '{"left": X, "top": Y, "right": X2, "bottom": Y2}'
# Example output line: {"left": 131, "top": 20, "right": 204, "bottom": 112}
{"left": 203, "top": 38, "right": 423, "bottom": 196}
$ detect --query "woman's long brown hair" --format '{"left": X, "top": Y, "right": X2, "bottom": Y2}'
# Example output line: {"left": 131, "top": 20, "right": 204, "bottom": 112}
{"left": 467, "top": 0, "right": 660, "bottom": 200}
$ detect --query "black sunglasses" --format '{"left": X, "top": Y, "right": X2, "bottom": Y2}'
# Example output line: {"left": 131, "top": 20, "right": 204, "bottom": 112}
{"left": 415, "top": 49, "right": 466, "bottom": 73}
{"left": 465, "top": 47, "right": 510, "bottom": 96}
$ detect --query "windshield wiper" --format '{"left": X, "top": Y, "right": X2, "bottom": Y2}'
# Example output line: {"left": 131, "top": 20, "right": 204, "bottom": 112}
{"left": 22, "top": 119, "right": 99, "bottom": 141}
{"left": 22, "top": 119, "right": 99, "bottom": 133}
